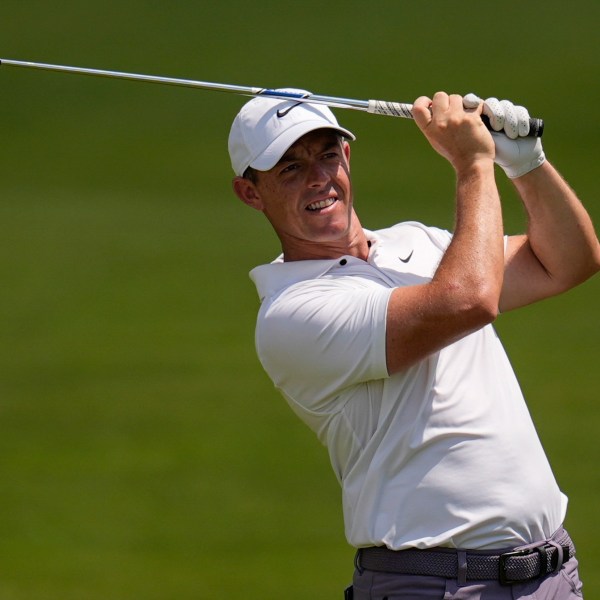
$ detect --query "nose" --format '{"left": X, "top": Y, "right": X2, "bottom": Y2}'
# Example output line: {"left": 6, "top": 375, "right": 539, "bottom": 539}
{"left": 307, "top": 161, "right": 329, "bottom": 187}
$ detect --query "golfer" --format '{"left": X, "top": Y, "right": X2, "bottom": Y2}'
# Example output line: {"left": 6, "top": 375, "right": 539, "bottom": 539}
{"left": 228, "top": 90, "right": 600, "bottom": 598}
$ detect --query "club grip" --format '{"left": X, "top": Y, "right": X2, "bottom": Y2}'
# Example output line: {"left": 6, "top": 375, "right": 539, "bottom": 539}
{"left": 367, "top": 100, "right": 414, "bottom": 119}
{"left": 368, "top": 99, "right": 544, "bottom": 138}
{"left": 481, "top": 114, "right": 544, "bottom": 138}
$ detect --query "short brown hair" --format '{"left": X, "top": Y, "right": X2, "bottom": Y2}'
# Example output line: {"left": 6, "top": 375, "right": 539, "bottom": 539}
{"left": 243, "top": 166, "right": 259, "bottom": 184}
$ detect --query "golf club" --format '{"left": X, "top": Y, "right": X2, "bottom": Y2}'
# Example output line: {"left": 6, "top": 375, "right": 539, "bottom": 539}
{"left": 0, "top": 58, "right": 544, "bottom": 137}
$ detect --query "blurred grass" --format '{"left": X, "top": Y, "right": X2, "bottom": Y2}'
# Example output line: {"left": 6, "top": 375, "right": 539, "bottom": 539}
{"left": 0, "top": 0, "right": 599, "bottom": 597}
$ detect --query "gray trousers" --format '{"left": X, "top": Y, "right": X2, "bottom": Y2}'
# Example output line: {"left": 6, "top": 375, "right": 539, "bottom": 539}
{"left": 350, "top": 554, "right": 583, "bottom": 599}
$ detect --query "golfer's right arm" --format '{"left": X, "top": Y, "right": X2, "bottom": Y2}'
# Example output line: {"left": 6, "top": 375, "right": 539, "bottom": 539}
{"left": 385, "top": 92, "right": 504, "bottom": 375}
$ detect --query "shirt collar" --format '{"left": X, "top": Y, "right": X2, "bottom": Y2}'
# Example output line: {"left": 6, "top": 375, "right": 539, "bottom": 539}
{"left": 250, "top": 230, "right": 380, "bottom": 301}
{"left": 250, "top": 259, "right": 337, "bottom": 301}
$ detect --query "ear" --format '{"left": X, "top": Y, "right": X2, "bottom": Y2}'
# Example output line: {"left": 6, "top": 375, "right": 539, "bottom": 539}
{"left": 343, "top": 140, "right": 351, "bottom": 167}
{"left": 232, "top": 176, "right": 264, "bottom": 211}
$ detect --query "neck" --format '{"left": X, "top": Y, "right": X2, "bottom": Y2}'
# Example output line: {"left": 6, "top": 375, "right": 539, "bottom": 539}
{"left": 282, "top": 220, "right": 370, "bottom": 262}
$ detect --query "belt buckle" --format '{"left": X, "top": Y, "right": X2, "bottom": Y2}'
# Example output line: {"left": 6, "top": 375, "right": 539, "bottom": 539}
{"left": 499, "top": 542, "right": 571, "bottom": 585}
{"left": 498, "top": 548, "right": 534, "bottom": 586}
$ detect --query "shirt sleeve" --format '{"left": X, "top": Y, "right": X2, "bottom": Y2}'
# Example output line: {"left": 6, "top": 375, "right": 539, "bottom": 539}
{"left": 255, "top": 275, "right": 393, "bottom": 414}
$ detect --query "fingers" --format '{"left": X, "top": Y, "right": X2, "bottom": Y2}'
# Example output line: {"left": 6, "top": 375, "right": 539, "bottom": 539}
{"left": 413, "top": 92, "right": 471, "bottom": 131}
{"left": 514, "top": 105, "right": 530, "bottom": 137}
{"left": 482, "top": 97, "right": 530, "bottom": 139}
{"left": 413, "top": 91, "right": 535, "bottom": 173}
{"left": 477, "top": 95, "right": 542, "bottom": 177}
{"left": 431, "top": 91, "right": 452, "bottom": 112}
{"left": 412, "top": 92, "right": 495, "bottom": 172}
{"left": 412, "top": 95, "right": 433, "bottom": 131}
{"left": 462, "top": 93, "right": 482, "bottom": 110}
{"left": 416, "top": 92, "right": 532, "bottom": 140}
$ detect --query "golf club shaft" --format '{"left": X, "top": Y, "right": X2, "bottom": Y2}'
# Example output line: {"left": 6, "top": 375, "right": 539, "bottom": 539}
{"left": 0, "top": 58, "right": 544, "bottom": 137}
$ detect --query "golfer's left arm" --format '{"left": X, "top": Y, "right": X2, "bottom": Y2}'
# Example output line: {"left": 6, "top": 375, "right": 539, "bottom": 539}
{"left": 499, "top": 160, "right": 600, "bottom": 311}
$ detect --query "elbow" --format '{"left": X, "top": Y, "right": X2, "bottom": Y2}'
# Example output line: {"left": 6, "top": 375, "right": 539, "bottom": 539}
{"left": 570, "top": 236, "right": 600, "bottom": 286}
{"left": 453, "top": 282, "right": 500, "bottom": 329}
{"left": 480, "top": 298, "right": 500, "bottom": 323}
{"left": 577, "top": 247, "right": 600, "bottom": 287}
{"left": 555, "top": 242, "right": 600, "bottom": 293}
{"left": 592, "top": 243, "right": 600, "bottom": 276}
{"left": 466, "top": 296, "right": 500, "bottom": 328}
{"left": 573, "top": 241, "right": 600, "bottom": 285}
{"left": 432, "top": 277, "right": 501, "bottom": 333}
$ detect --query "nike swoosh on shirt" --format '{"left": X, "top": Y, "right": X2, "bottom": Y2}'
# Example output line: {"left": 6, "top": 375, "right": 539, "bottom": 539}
{"left": 398, "top": 250, "right": 414, "bottom": 263}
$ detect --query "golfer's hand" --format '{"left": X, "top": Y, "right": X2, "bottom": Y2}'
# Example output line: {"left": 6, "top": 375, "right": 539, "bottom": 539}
{"left": 463, "top": 94, "right": 546, "bottom": 179}
{"left": 413, "top": 92, "right": 495, "bottom": 174}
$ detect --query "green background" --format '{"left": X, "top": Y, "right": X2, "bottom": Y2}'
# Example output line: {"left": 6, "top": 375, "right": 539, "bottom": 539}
{"left": 1, "top": 1, "right": 598, "bottom": 598}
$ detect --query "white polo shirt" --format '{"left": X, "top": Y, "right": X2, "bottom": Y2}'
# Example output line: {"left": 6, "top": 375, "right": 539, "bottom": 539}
{"left": 250, "top": 222, "right": 567, "bottom": 550}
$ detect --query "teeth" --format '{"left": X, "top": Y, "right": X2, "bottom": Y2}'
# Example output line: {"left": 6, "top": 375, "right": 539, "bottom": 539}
{"left": 307, "top": 198, "right": 336, "bottom": 211}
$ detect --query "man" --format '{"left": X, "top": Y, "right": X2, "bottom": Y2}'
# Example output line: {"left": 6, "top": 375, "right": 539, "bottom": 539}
{"left": 228, "top": 89, "right": 600, "bottom": 598}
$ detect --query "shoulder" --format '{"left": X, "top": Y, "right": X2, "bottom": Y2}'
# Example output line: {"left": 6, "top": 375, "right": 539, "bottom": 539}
{"left": 373, "top": 221, "right": 453, "bottom": 250}
{"left": 250, "top": 258, "right": 337, "bottom": 302}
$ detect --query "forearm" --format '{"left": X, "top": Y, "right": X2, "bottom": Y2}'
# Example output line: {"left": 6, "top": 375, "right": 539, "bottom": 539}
{"left": 513, "top": 161, "right": 600, "bottom": 290}
{"left": 385, "top": 92, "right": 505, "bottom": 374}
{"left": 435, "top": 161, "right": 504, "bottom": 309}
{"left": 386, "top": 161, "right": 504, "bottom": 373}
{"left": 411, "top": 92, "right": 505, "bottom": 310}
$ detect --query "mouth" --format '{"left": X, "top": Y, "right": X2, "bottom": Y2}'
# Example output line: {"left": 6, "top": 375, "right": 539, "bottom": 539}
{"left": 306, "top": 196, "right": 338, "bottom": 212}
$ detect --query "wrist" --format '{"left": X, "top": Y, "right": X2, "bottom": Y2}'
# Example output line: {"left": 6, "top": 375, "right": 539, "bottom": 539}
{"left": 454, "top": 157, "right": 496, "bottom": 180}
{"left": 511, "top": 159, "right": 553, "bottom": 188}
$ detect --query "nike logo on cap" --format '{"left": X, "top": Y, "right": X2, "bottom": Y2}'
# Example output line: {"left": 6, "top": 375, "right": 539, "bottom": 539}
{"left": 399, "top": 250, "right": 414, "bottom": 263}
{"left": 277, "top": 101, "right": 303, "bottom": 118}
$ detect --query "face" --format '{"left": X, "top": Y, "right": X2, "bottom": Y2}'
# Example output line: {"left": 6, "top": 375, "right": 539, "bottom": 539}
{"left": 233, "top": 129, "right": 361, "bottom": 260}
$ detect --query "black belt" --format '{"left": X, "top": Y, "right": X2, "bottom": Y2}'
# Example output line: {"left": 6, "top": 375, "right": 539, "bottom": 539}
{"left": 356, "top": 529, "right": 575, "bottom": 586}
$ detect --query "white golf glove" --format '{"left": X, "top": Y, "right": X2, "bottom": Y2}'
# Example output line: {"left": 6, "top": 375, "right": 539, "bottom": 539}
{"left": 463, "top": 93, "right": 545, "bottom": 178}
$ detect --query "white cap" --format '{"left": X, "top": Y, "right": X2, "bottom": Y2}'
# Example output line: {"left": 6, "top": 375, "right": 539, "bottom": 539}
{"left": 228, "top": 89, "right": 356, "bottom": 176}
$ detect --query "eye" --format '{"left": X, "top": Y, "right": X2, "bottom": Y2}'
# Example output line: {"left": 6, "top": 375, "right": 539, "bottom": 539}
{"left": 280, "top": 163, "right": 300, "bottom": 174}
{"left": 322, "top": 150, "right": 341, "bottom": 161}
